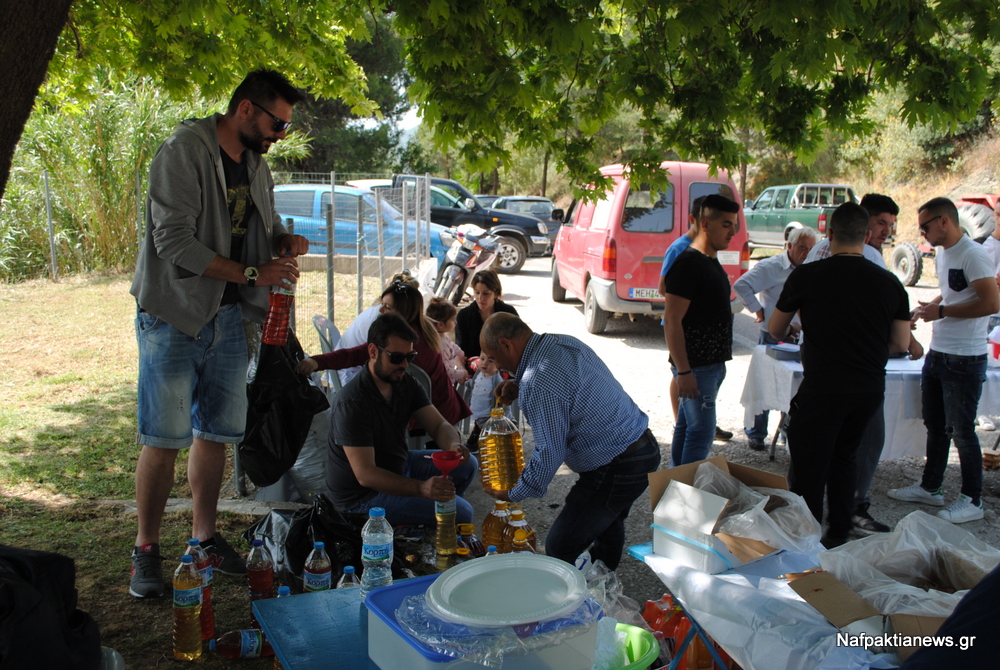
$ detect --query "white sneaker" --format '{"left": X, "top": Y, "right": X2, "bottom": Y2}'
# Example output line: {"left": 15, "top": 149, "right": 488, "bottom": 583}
{"left": 887, "top": 483, "right": 945, "bottom": 506}
{"left": 936, "top": 495, "right": 984, "bottom": 523}
{"left": 978, "top": 415, "right": 996, "bottom": 431}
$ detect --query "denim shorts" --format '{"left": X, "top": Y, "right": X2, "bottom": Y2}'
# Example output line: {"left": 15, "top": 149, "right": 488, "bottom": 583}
{"left": 136, "top": 304, "right": 248, "bottom": 449}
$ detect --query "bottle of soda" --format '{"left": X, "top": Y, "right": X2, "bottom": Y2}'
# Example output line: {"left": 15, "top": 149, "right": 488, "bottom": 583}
{"left": 172, "top": 554, "right": 203, "bottom": 661}
{"left": 247, "top": 539, "right": 276, "bottom": 628}
{"left": 458, "top": 523, "right": 485, "bottom": 558}
{"left": 360, "top": 507, "right": 394, "bottom": 597}
{"left": 210, "top": 629, "right": 274, "bottom": 659}
{"left": 481, "top": 501, "right": 511, "bottom": 553}
{"left": 500, "top": 506, "right": 536, "bottom": 553}
{"left": 261, "top": 260, "right": 296, "bottom": 346}
{"left": 302, "top": 541, "right": 333, "bottom": 592}
{"left": 511, "top": 529, "right": 535, "bottom": 554}
{"left": 336, "top": 565, "right": 361, "bottom": 589}
{"left": 185, "top": 539, "right": 215, "bottom": 640}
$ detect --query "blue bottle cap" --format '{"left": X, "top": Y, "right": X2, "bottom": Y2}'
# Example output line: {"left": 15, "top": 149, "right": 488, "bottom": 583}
{"left": 181, "top": 554, "right": 193, "bottom": 563}
{"left": 187, "top": 538, "right": 199, "bottom": 547}
{"left": 278, "top": 585, "right": 291, "bottom": 596}
{"left": 370, "top": 507, "right": 386, "bottom": 518}
{"left": 487, "top": 546, "right": 497, "bottom": 553}
{"left": 209, "top": 640, "right": 216, "bottom": 651}
{"left": 344, "top": 565, "right": 355, "bottom": 574}
{"left": 314, "top": 541, "right": 325, "bottom": 549}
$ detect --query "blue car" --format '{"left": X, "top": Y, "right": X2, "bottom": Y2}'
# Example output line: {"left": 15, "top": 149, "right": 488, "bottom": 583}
{"left": 273, "top": 185, "right": 451, "bottom": 264}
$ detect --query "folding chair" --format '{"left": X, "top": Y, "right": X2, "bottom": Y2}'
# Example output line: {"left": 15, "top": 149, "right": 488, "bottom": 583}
{"left": 312, "top": 315, "right": 343, "bottom": 397}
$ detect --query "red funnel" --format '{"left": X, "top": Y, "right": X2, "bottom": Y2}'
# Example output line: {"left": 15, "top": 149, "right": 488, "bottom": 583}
{"left": 432, "top": 450, "right": 461, "bottom": 477}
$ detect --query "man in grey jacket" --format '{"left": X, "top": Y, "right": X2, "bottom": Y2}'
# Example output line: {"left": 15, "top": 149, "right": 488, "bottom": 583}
{"left": 129, "top": 70, "right": 308, "bottom": 598}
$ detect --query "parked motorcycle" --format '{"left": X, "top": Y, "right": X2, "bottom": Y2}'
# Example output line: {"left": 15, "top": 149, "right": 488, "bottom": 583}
{"left": 433, "top": 224, "right": 502, "bottom": 305}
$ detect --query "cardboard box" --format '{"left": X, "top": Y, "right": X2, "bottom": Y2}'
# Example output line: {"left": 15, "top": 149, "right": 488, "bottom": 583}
{"left": 647, "top": 456, "right": 788, "bottom": 574}
{"left": 790, "top": 572, "right": 947, "bottom": 661}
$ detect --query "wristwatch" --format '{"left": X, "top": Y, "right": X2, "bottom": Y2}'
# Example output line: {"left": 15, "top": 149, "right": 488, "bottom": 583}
{"left": 244, "top": 266, "right": 259, "bottom": 287}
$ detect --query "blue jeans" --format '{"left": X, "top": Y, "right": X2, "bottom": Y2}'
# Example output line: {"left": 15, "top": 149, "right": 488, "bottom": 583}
{"left": 671, "top": 363, "right": 726, "bottom": 466}
{"left": 345, "top": 450, "right": 479, "bottom": 526}
{"left": 746, "top": 332, "right": 778, "bottom": 440}
{"left": 544, "top": 430, "right": 660, "bottom": 570}
{"left": 919, "top": 350, "right": 987, "bottom": 503}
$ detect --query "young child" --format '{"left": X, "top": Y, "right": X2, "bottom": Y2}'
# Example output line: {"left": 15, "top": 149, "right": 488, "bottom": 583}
{"left": 426, "top": 297, "right": 470, "bottom": 384}
{"left": 466, "top": 355, "right": 509, "bottom": 451}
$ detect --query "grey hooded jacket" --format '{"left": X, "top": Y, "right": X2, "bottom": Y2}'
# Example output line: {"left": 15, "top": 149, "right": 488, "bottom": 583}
{"left": 130, "top": 114, "right": 288, "bottom": 337}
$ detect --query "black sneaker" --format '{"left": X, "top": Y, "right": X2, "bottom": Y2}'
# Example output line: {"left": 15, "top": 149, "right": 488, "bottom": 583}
{"left": 201, "top": 532, "right": 247, "bottom": 575}
{"left": 852, "top": 505, "right": 890, "bottom": 535}
{"left": 714, "top": 426, "right": 733, "bottom": 441}
{"left": 129, "top": 543, "right": 164, "bottom": 598}
{"left": 820, "top": 533, "right": 848, "bottom": 550}
{"left": 748, "top": 437, "right": 767, "bottom": 451}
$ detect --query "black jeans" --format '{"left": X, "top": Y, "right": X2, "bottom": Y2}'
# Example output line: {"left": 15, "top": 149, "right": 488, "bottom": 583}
{"left": 786, "top": 386, "right": 883, "bottom": 537}
{"left": 544, "top": 430, "right": 661, "bottom": 570}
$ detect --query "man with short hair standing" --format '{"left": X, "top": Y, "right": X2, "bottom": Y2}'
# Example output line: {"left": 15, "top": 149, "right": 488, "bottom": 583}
{"left": 889, "top": 197, "right": 999, "bottom": 523}
{"left": 734, "top": 226, "right": 817, "bottom": 451}
{"left": 770, "top": 202, "right": 912, "bottom": 548}
{"left": 663, "top": 194, "right": 741, "bottom": 465}
{"left": 129, "top": 70, "right": 309, "bottom": 597}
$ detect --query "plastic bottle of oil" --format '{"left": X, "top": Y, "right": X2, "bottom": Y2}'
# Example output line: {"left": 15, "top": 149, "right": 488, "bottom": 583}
{"left": 511, "top": 529, "right": 535, "bottom": 554}
{"left": 500, "top": 506, "right": 536, "bottom": 553}
{"left": 481, "top": 501, "right": 511, "bottom": 553}
{"left": 458, "top": 523, "right": 486, "bottom": 558}
{"left": 172, "top": 554, "right": 203, "bottom": 661}
{"left": 435, "top": 492, "right": 457, "bottom": 556}
{"left": 478, "top": 399, "right": 524, "bottom": 493}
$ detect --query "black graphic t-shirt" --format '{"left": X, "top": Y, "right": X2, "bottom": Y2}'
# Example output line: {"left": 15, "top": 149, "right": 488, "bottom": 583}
{"left": 663, "top": 248, "right": 733, "bottom": 367}
{"left": 219, "top": 147, "right": 256, "bottom": 305}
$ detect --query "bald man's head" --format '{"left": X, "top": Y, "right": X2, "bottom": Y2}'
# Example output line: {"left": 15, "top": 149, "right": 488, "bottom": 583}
{"left": 480, "top": 313, "right": 533, "bottom": 374}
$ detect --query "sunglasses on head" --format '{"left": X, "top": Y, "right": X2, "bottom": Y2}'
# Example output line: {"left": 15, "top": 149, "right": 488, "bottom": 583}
{"left": 390, "top": 279, "right": 411, "bottom": 293}
{"left": 250, "top": 101, "right": 292, "bottom": 133}
{"left": 379, "top": 347, "right": 418, "bottom": 365}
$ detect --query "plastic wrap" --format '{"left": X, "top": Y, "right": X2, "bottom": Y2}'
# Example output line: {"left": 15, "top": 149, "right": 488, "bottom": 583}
{"left": 591, "top": 617, "right": 628, "bottom": 670}
{"left": 820, "top": 510, "right": 1000, "bottom": 617}
{"left": 395, "top": 594, "right": 602, "bottom": 669}
{"left": 694, "top": 462, "right": 767, "bottom": 517}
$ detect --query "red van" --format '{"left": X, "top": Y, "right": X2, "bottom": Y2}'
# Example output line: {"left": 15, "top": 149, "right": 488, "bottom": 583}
{"left": 551, "top": 162, "right": 750, "bottom": 333}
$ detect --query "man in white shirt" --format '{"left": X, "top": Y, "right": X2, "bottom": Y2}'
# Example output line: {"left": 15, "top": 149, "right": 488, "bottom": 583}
{"left": 734, "top": 227, "right": 817, "bottom": 450}
{"left": 889, "top": 197, "right": 1000, "bottom": 523}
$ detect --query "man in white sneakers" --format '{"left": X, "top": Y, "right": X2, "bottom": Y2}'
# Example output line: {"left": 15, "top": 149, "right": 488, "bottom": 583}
{"left": 889, "top": 197, "right": 1000, "bottom": 523}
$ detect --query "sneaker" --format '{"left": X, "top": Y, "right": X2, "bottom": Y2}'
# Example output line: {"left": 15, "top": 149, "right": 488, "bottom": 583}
{"left": 129, "top": 543, "right": 164, "bottom": 598}
{"left": 936, "top": 495, "right": 984, "bottom": 523}
{"left": 820, "top": 533, "right": 848, "bottom": 550}
{"left": 852, "top": 504, "right": 890, "bottom": 535}
{"left": 978, "top": 415, "right": 996, "bottom": 431}
{"left": 887, "top": 483, "right": 944, "bottom": 507}
{"left": 714, "top": 426, "right": 733, "bottom": 441}
{"left": 748, "top": 437, "right": 767, "bottom": 452}
{"left": 201, "top": 532, "right": 247, "bottom": 575}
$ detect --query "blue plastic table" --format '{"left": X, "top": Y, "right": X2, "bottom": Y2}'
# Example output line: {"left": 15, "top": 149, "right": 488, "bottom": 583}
{"left": 253, "top": 586, "right": 380, "bottom": 670}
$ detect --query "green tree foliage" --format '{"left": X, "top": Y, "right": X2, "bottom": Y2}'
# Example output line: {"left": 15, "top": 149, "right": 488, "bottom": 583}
{"left": 396, "top": 0, "right": 1000, "bottom": 195}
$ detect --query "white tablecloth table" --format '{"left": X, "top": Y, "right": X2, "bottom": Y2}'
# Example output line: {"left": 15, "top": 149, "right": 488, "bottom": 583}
{"left": 740, "top": 345, "right": 1000, "bottom": 461}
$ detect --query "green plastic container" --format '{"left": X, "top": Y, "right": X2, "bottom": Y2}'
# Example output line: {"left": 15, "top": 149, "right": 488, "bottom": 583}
{"left": 614, "top": 622, "right": 659, "bottom": 670}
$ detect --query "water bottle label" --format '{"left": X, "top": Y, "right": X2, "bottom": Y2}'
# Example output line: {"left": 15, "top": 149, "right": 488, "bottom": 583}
{"left": 303, "top": 570, "right": 332, "bottom": 592}
{"left": 198, "top": 564, "right": 213, "bottom": 586}
{"left": 435, "top": 498, "right": 456, "bottom": 515}
{"left": 239, "top": 630, "right": 264, "bottom": 658}
{"left": 362, "top": 541, "right": 393, "bottom": 562}
{"left": 173, "top": 586, "right": 202, "bottom": 609}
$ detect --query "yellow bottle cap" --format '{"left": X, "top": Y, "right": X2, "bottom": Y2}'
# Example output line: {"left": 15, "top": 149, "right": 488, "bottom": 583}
{"left": 514, "top": 529, "right": 528, "bottom": 541}
{"left": 456, "top": 548, "right": 470, "bottom": 556}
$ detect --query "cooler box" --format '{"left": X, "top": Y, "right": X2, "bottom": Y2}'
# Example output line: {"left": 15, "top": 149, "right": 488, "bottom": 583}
{"left": 366, "top": 575, "right": 598, "bottom": 670}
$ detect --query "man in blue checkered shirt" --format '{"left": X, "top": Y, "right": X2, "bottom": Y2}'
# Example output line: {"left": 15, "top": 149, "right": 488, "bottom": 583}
{"left": 479, "top": 313, "right": 660, "bottom": 569}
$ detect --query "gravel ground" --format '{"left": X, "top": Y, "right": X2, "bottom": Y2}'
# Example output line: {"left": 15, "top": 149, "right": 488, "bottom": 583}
{"left": 460, "top": 257, "right": 1000, "bottom": 606}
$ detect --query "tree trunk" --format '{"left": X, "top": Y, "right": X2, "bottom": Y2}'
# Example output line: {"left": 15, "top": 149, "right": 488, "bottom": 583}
{"left": 541, "top": 150, "right": 549, "bottom": 196}
{"left": 0, "top": 0, "right": 73, "bottom": 202}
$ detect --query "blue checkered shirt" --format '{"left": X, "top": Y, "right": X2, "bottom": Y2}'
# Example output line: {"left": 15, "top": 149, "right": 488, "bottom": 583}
{"left": 508, "top": 333, "right": 649, "bottom": 501}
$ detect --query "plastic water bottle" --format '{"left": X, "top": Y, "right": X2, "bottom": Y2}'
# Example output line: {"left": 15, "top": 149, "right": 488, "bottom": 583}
{"left": 210, "top": 629, "right": 274, "bottom": 659}
{"left": 261, "top": 260, "right": 296, "bottom": 346}
{"left": 247, "top": 539, "right": 276, "bottom": 628}
{"left": 185, "top": 539, "right": 215, "bottom": 640}
{"left": 360, "top": 507, "right": 393, "bottom": 597}
{"left": 302, "top": 541, "right": 332, "bottom": 592}
{"left": 172, "top": 554, "right": 203, "bottom": 661}
{"left": 485, "top": 545, "right": 499, "bottom": 557}
{"left": 336, "top": 565, "right": 361, "bottom": 589}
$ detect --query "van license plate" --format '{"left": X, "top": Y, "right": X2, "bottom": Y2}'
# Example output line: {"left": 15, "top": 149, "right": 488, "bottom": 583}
{"left": 629, "top": 288, "right": 659, "bottom": 299}
{"left": 717, "top": 251, "right": 739, "bottom": 266}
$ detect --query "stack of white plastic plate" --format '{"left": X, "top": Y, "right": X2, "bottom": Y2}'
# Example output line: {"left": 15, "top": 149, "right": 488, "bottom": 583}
{"left": 424, "top": 553, "right": 587, "bottom": 627}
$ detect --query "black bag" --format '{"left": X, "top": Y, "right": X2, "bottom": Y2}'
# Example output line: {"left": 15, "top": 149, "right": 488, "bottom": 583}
{"left": 242, "top": 495, "right": 409, "bottom": 587}
{"left": 0, "top": 545, "right": 102, "bottom": 670}
{"left": 238, "top": 331, "right": 329, "bottom": 487}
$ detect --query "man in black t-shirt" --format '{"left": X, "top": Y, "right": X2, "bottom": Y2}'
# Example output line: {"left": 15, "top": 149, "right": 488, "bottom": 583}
{"left": 328, "top": 313, "right": 477, "bottom": 526}
{"left": 663, "top": 194, "right": 741, "bottom": 465}
{"left": 770, "top": 202, "right": 911, "bottom": 548}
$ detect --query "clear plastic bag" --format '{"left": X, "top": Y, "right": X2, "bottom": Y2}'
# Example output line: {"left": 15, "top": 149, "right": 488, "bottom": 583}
{"left": 820, "top": 510, "right": 1000, "bottom": 617}
{"left": 694, "top": 462, "right": 766, "bottom": 518}
{"left": 394, "top": 595, "right": 602, "bottom": 669}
